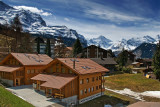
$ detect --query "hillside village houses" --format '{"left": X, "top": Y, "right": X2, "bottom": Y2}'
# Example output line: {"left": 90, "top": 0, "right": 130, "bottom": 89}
{"left": 0, "top": 52, "right": 108, "bottom": 105}
{"left": 82, "top": 45, "right": 117, "bottom": 72}
{"left": 31, "top": 37, "right": 55, "bottom": 58}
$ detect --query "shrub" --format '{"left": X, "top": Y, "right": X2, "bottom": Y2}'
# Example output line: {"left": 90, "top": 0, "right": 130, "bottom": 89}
{"left": 122, "top": 67, "right": 132, "bottom": 73}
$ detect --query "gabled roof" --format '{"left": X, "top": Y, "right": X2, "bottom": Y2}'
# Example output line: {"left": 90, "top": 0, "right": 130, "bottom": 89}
{"left": 0, "top": 66, "right": 23, "bottom": 72}
{"left": 83, "top": 45, "right": 107, "bottom": 52}
{"left": 1, "top": 53, "right": 53, "bottom": 66}
{"left": 56, "top": 58, "right": 109, "bottom": 74}
{"left": 31, "top": 73, "right": 77, "bottom": 89}
{"left": 90, "top": 58, "right": 117, "bottom": 65}
{"left": 132, "top": 62, "right": 140, "bottom": 65}
{"left": 65, "top": 47, "right": 72, "bottom": 51}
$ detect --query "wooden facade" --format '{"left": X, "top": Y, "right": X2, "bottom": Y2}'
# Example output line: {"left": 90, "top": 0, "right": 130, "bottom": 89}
{"left": 82, "top": 45, "right": 114, "bottom": 58}
{"left": 0, "top": 53, "right": 52, "bottom": 86}
{"left": 79, "top": 73, "right": 105, "bottom": 100}
{"left": 31, "top": 58, "right": 107, "bottom": 104}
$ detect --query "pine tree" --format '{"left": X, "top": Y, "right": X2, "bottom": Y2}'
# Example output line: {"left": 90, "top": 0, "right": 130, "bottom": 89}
{"left": 10, "top": 15, "right": 32, "bottom": 53}
{"left": 11, "top": 15, "right": 22, "bottom": 52}
{"left": 45, "top": 38, "right": 51, "bottom": 57}
{"left": 73, "top": 38, "right": 83, "bottom": 57}
{"left": 37, "top": 37, "right": 40, "bottom": 54}
{"left": 152, "top": 42, "right": 160, "bottom": 80}
{"left": 117, "top": 48, "right": 128, "bottom": 67}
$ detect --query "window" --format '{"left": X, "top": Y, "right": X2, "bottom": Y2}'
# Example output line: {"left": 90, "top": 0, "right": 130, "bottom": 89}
{"left": 27, "top": 70, "right": 30, "bottom": 74}
{"left": 27, "top": 78, "right": 30, "bottom": 82}
{"left": 56, "top": 63, "right": 59, "bottom": 72}
{"left": 86, "top": 78, "right": 89, "bottom": 83}
{"left": 92, "top": 87, "right": 94, "bottom": 92}
{"left": 88, "top": 88, "right": 91, "bottom": 93}
{"left": 92, "top": 77, "right": 94, "bottom": 82}
{"left": 96, "top": 76, "right": 98, "bottom": 81}
{"left": 99, "top": 85, "right": 101, "bottom": 89}
{"left": 80, "top": 90, "right": 84, "bottom": 95}
{"left": 69, "top": 69, "right": 72, "bottom": 74}
{"left": 96, "top": 86, "right": 98, "bottom": 90}
{"left": 80, "top": 79, "right": 84, "bottom": 84}
{"left": 48, "top": 89, "right": 52, "bottom": 94}
{"left": 56, "top": 68, "right": 59, "bottom": 72}
{"left": 84, "top": 89, "right": 87, "bottom": 94}
{"left": 99, "top": 76, "right": 101, "bottom": 80}
{"left": 61, "top": 68, "right": 65, "bottom": 73}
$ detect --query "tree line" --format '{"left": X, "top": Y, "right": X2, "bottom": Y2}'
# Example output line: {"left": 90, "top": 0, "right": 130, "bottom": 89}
{"left": 0, "top": 15, "right": 32, "bottom": 53}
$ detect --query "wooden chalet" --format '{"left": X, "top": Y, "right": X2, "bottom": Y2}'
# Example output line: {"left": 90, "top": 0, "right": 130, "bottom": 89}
{"left": 31, "top": 58, "right": 108, "bottom": 104}
{"left": 82, "top": 45, "right": 114, "bottom": 58}
{"left": 0, "top": 53, "right": 53, "bottom": 86}
{"left": 64, "top": 47, "right": 73, "bottom": 57}
{"left": 117, "top": 50, "right": 136, "bottom": 65}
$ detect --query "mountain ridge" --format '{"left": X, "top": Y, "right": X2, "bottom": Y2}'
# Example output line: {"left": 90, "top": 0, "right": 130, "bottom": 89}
{"left": 0, "top": 1, "right": 159, "bottom": 51}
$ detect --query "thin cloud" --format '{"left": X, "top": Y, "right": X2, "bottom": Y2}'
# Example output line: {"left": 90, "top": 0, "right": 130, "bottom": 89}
{"left": 85, "top": 8, "right": 146, "bottom": 22}
{"left": 64, "top": 18, "right": 70, "bottom": 21}
{"left": 13, "top": 6, "right": 52, "bottom": 16}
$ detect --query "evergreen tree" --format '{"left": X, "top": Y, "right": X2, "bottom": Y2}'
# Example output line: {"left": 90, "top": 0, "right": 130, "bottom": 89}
{"left": 45, "top": 38, "right": 51, "bottom": 57}
{"left": 37, "top": 37, "right": 40, "bottom": 54}
{"left": 117, "top": 48, "right": 128, "bottom": 67}
{"left": 11, "top": 15, "right": 22, "bottom": 52}
{"left": 10, "top": 15, "right": 32, "bottom": 53}
{"left": 152, "top": 42, "right": 160, "bottom": 80}
{"left": 73, "top": 38, "right": 83, "bottom": 57}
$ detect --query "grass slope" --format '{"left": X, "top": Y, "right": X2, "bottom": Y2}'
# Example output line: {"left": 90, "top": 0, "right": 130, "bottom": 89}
{"left": 0, "top": 86, "right": 34, "bottom": 107}
{"left": 79, "top": 90, "right": 138, "bottom": 107}
{"left": 105, "top": 73, "right": 160, "bottom": 92}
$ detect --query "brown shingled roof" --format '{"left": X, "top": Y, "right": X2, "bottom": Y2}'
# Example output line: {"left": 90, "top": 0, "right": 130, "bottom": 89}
{"left": 0, "top": 66, "right": 23, "bottom": 72}
{"left": 57, "top": 58, "right": 109, "bottom": 74}
{"left": 10, "top": 53, "right": 53, "bottom": 66}
{"left": 90, "top": 58, "right": 117, "bottom": 65}
{"left": 31, "top": 73, "right": 77, "bottom": 89}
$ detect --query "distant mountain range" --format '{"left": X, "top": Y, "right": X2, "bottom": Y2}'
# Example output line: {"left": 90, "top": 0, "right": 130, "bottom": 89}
{"left": 0, "top": 1, "right": 159, "bottom": 55}
{"left": 0, "top": 1, "right": 87, "bottom": 47}
{"left": 133, "top": 43, "right": 157, "bottom": 58}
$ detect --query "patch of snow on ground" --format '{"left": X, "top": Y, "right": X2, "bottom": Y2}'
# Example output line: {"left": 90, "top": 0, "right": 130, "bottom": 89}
{"left": 105, "top": 88, "right": 160, "bottom": 101}
{"left": 141, "top": 91, "right": 160, "bottom": 99}
{"left": 105, "top": 88, "right": 144, "bottom": 101}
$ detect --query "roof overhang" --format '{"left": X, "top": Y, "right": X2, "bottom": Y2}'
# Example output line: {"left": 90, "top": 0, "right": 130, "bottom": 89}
{"left": 0, "top": 66, "right": 23, "bottom": 73}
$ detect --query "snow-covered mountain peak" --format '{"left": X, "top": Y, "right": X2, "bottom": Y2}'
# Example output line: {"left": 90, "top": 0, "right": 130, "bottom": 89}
{"left": 87, "top": 35, "right": 113, "bottom": 49}
{"left": 142, "top": 35, "right": 156, "bottom": 43}
{"left": 0, "top": 1, "right": 46, "bottom": 30}
{"left": 0, "top": 1, "right": 88, "bottom": 46}
{"left": 0, "top": 1, "right": 13, "bottom": 11}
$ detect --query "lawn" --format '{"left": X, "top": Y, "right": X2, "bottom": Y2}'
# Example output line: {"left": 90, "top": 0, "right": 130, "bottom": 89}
{"left": 80, "top": 73, "right": 160, "bottom": 106}
{"left": 105, "top": 73, "right": 160, "bottom": 92}
{"left": 0, "top": 86, "right": 34, "bottom": 107}
{"left": 78, "top": 90, "right": 138, "bottom": 107}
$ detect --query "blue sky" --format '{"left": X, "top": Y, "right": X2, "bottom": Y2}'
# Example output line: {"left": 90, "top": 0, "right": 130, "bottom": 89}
{"left": 3, "top": 0, "right": 160, "bottom": 41}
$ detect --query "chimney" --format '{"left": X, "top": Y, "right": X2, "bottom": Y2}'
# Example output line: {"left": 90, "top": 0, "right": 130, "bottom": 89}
{"left": 73, "top": 59, "right": 75, "bottom": 69}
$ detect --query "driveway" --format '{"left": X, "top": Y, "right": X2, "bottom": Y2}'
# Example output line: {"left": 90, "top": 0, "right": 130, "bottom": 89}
{"left": 6, "top": 85, "right": 64, "bottom": 107}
